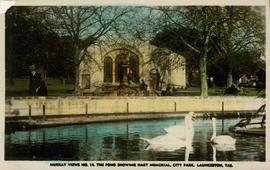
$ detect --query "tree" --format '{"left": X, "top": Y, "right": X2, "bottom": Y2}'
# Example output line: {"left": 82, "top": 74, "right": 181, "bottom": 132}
{"left": 213, "top": 6, "right": 265, "bottom": 87}
{"left": 152, "top": 7, "right": 223, "bottom": 97}
{"left": 150, "top": 6, "right": 265, "bottom": 96}
{"left": 150, "top": 26, "right": 201, "bottom": 87}
{"left": 5, "top": 7, "right": 60, "bottom": 83}
{"left": 40, "top": 6, "right": 131, "bottom": 94}
{"left": 207, "top": 48, "right": 264, "bottom": 87}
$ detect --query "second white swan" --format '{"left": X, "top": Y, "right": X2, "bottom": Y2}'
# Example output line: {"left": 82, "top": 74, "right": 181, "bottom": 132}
{"left": 210, "top": 117, "right": 236, "bottom": 145}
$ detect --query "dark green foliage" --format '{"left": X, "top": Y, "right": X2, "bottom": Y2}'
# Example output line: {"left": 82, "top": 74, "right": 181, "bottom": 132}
{"left": 5, "top": 7, "right": 75, "bottom": 83}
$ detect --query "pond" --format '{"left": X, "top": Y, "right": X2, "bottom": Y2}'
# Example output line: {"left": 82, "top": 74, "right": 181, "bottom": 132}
{"left": 5, "top": 117, "right": 265, "bottom": 161}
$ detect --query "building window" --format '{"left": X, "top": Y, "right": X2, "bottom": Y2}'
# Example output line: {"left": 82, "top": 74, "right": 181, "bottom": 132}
{"left": 81, "top": 74, "right": 90, "bottom": 89}
{"left": 104, "top": 56, "right": 112, "bottom": 83}
{"left": 129, "top": 54, "right": 139, "bottom": 83}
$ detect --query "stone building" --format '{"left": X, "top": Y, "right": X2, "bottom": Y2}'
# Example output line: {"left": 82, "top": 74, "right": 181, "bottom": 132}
{"left": 79, "top": 40, "right": 186, "bottom": 95}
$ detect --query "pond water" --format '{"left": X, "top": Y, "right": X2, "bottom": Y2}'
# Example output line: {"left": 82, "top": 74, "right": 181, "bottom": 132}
{"left": 5, "top": 117, "right": 265, "bottom": 161}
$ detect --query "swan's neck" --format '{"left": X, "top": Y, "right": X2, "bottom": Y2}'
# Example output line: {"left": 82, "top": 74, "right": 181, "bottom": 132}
{"left": 185, "top": 116, "right": 188, "bottom": 140}
{"left": 185, "top": 115, "right": 193, "bottom": 142}
{"left": 211, "top": 118, "right": 216, "bottom": 141}
{"left": 185, "top": 145, "right": 190, "bottom": 161}
{"left": 212, "top": 145, "right": 216, "bottom": 162}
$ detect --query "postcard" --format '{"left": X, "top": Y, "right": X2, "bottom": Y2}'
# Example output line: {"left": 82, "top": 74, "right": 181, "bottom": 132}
{"left": 1, "top": 0, "right": 269, "bottom": 169}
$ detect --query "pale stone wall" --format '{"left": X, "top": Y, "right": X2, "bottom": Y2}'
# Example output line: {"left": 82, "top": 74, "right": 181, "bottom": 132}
{"left": 79, "top": 45, "right": 104, "bottom": 91}
{"left": 5, "top": 96, "right": 265, "bottom": 118}
{"left": 170, "top": 66, "right": 186, "bottom": 88}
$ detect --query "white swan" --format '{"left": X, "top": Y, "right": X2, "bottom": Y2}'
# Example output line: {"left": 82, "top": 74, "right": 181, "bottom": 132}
{"left": 141, "top": 112, "right": 195, "bottom": 152}
{"left": 164, "top": 113, "right": 194, "bottom": 140}
{"left": 210, "top": 117, "right": 236, "bottom": 145}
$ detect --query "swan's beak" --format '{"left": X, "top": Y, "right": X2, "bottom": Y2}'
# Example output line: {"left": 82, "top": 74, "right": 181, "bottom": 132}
{"left": 192, "top": 115, "right": 196, "bottom": 121}
{"left": 189, "top": 112, "right": 196, "bottom": 120}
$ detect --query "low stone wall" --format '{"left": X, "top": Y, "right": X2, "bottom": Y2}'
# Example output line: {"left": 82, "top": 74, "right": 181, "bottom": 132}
{"left": 5, "top": 96, "right": 265, "bottom": 118}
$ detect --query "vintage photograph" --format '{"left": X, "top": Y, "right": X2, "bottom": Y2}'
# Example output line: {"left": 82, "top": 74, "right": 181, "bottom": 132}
{"left": 4, "top": 5, "right": 266, "bottom": 162}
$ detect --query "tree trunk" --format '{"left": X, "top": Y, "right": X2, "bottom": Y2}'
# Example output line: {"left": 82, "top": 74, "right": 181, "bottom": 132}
{"left": 226, "top": 63, "right": 233, "bottom": 88}
{"left": 199, "top": 18, "right": 213, "bottom": 97}
{"left": 186, "top": 68, "right": 193, "bottom": 87}
{"left": 74, "top": 65, "right": 80, "bottom": 95}
{"left": 199, "top": 52, "right": 208, "bottom": 97}
{"left": 73, "top": 43, "right": 81, "bottom": 95}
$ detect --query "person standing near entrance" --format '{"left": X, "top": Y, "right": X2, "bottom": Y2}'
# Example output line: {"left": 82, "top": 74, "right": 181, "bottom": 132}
{"left": 29, "top": 65, "right": 41, "bottom": 96}
{"left": 127, "top": 69, "right": 133, "bottom": 84}
{"left": 36, "top": 80, "right": 48, "bottom": 96}
{"left": 140, "top": 79, "right": 148, "bottom": 95}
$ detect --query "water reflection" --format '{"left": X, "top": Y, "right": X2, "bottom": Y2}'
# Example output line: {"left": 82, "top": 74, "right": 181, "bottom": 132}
{"left": 211, "top": 144, "right": 235, "bottom": 162}
{"left": 5, "top": 139, "right": 80, "bottom": 160}
{"left": 5, "top": 118, "right": 265, "bottom": 161}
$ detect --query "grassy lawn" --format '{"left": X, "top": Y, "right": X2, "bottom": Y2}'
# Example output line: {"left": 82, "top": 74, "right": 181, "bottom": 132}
{"left": 5, "top": 78, "right": 264, "bottom": 97}
{"left": 6, "top": 78, "right": 74, "bottom": 96}
{"left": 178, "top": 86, "right": 263, "bottom": 96}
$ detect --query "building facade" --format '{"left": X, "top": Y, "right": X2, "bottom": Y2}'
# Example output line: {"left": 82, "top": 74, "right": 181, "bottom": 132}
{"left": 79, "top": 40, "right": 186, "bottom": 94}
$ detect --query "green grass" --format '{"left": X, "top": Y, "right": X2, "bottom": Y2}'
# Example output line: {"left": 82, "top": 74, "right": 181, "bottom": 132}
{"left": 6, "top": 78, "right": 74, "bottom": 96}
{"left": 5, "top": 78, "right": 264, "bottom": 96}
{"left": 179, "top": 86, "right": 264, "bottom": 96}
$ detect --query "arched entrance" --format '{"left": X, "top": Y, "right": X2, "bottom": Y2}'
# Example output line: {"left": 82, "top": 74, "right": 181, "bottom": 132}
{"left": 115, "top": 53, "right": 139, "bottom": 85}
